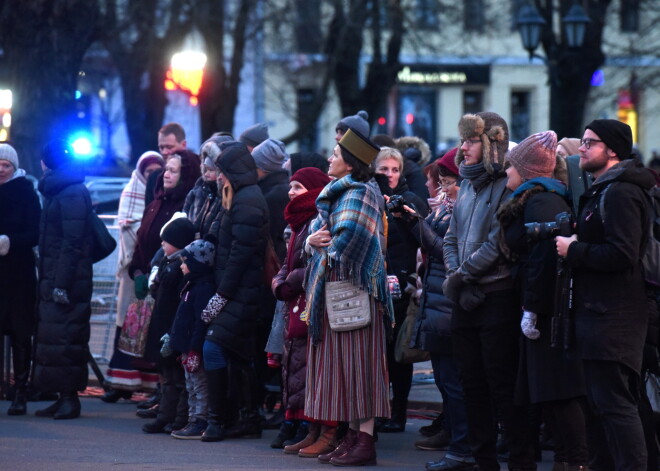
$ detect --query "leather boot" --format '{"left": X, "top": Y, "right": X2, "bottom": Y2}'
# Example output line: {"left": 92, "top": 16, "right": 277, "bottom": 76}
{"left": 7, "top": 340, "right": 31, "bottom": 416}
{"left": 54, "top": 392, "right": 81, "bottom": 420}
{"left": 284, "top": 421, "right": 320, "bottom": 454}
{"left": 202, "top": 368, "right": 228, "bottom": 442}
{"left": 379, "top": 398, "right": 407, "bottom": 433}
{"left": 299, "top": 425, "right": 338, "bottom": 457}
{"left": 224, "top": 408, "right": 263, "bottom": 439}
{"left": 330, "top": 430, "right": 377, "bottom": 466}
{"left": 35, "top": 396, "right": 64, "bottom": 418}
{"left": 318, "top": 428, "right": 358, "bottom": 464}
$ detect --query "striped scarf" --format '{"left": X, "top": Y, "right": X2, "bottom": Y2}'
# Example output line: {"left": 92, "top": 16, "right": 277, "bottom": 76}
{"left": 304, "top": 175, "right": 393, "bottom": 343}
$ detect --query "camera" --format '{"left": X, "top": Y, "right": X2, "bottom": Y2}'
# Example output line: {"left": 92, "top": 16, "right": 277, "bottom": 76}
{"left": 525, "top": 211, "right": 573, "bottom": 241}
{"left": 385, "top": 194, "right": 407, "bottom": 213}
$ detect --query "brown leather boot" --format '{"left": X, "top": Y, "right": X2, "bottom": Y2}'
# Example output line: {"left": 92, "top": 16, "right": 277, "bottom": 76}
{"left": 318, "top": 428, "right": 357, "bottom": 463}
{"left": 299, "top": 425, "right": 338, "bottom": 457}
{"left": 283, "top": 421, "right": 320, "bottom": 454}
{"left": 329, "top": 430, "right": 376, "bottom": 466}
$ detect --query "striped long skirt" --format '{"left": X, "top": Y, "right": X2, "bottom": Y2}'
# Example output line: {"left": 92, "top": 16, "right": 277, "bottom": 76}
{"left": 304, "top": 297, "right": 391, "bottom": 422}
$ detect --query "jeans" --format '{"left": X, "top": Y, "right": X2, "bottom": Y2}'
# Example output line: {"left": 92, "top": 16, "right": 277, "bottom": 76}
{"left": 182, "top": 354, "right": 208, "bottom": 423}
{"left": 203, "top": 339, "right": 228, "bottom": 370}
{"left": 451, "top": 289, "right": 535, "bottom": 471}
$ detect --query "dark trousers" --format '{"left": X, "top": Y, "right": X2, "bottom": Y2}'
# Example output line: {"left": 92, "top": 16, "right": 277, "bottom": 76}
{"left": 451, "top": 289, "right": 535, "bottom": 471}
{"left": 545, "top": 397, "right": 589, "bottom": 465}
{"left": 157, "top": 355, "right": 187, "bottom": 425}
{"left": 386, "top": 296, "right": 414, "bottom": 421}
{"left": 583, "top": 360, "right": 647, "bottom": 471}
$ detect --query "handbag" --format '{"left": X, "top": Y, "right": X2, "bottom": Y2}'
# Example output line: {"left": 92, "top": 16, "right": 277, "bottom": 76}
{"left": 394, "top": 300, "right": 430, "bottom": 364}
{"left": 117, "top": 295, "right": 154, "bottom": 357}
{"left": 325, "top": 280, "right": 371, "bottom": 332}
{"left": 89, "top": 211, "right": 117, "bottom": 263}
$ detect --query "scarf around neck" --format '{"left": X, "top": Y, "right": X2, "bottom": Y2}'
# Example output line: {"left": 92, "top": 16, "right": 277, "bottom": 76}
{"left": 304, "top": 175, "right": 393, "bottom": 343}
{"left": 284, "top": 187, "right": 323, "bottom": 232}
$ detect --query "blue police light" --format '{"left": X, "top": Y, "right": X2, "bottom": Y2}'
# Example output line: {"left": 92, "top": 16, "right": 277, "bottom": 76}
{"left": 70, "top": 134, "right": 94, "bottom": 159}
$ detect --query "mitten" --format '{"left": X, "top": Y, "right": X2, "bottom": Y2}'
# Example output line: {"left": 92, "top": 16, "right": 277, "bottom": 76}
{"left": 0, "top": 235, "right": 9, "bottom": 256}
{"left": 147, "top": 265, "right": 159, "bottom": 290}
{"left": 201, "top": 294, "right": 228, "bottom": 324}
{"left": 459, "top": 284, "right": 485, "bottom": 311}
{"left": 387, "top": 275, "right": 402, "bottom": 301}
{"left": 134, "top": 274, "right": 148, "bottom": 300}
{"left": 267, "top": 352, "right": 282, "bottom": 368}
{"left": 52, "top": 288, "right": 70, "bottom": 304}
{"left": 183, "top": 351, "right": 201, "bottom": 373}
{"left": 442, "top": 271, "right": 464, "bottom": 303}
{"left": 521, "top": 311, "right": 540, "bottom": 340}
{"left": 160, "top": 333, "right": 173, "bottom": 357}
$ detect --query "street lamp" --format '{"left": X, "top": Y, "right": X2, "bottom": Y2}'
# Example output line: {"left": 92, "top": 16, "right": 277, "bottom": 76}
{"left": 165, "top": 30, "right": 207, "bottom": 106}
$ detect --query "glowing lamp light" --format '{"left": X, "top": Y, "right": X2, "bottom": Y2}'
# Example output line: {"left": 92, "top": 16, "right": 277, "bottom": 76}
{"left": 406, "top": 113, "right": 415, "bottom": 125}
{"left": 167, "top": 49, "right": 207, "bottom": 106}
{"left": 70, "top": 134, "right": 94, "bottom": 159}
{"left": 377, "top": 116, "right": 387, "bottom": 126}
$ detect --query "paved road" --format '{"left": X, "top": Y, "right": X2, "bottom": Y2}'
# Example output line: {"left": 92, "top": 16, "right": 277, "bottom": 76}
{"left": 0, "top": 393, "right": 556, "bottom": 471}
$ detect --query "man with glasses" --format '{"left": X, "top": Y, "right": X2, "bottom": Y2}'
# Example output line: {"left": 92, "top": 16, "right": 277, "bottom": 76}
{"left": 556, "top": 119, "right": 655, "bottom": 471}
{"left": 443, "top": 112, "right": 536, "bottom": 471}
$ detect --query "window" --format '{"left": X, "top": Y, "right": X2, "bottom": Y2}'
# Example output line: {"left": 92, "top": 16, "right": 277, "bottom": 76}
{"left": 463, "top": 90, "right": 483, "bottom": 115}
{"left": 415, "top": 0, "right": 439, "bottom": 30}
{"left": 297, "top": 89, "right": 318, "bottom": 152}
{"left": 620, "top": 0, "right": 639, "bottom": 32}
{"left": 464, "top": 0, "right": 485, "bottom": 33}
{"left": 510, "top": 91, "right": 530, "bottom": 144}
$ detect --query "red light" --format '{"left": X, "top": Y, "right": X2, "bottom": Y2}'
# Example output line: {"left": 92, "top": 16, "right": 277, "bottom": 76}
{"left": 406, "top": 113, "right": 414, "bottom": 125}
{"left": 378, "top": 116, "right": 386, "bottom": 126}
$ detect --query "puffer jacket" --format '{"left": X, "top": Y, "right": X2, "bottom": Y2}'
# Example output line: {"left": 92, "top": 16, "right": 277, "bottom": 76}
{"left": 443, "top": 167, "right": 511, "bottom": 288}
{"left": 183, "top": 177, "right": 221, "bottom": 237}
{"left": 206, "top": 142, "right": 269, "bottom": 361}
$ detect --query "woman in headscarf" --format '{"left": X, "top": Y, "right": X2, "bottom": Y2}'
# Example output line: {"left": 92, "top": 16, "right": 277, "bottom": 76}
{"left": 304, "top": 129, "right": 392, "bottom": 466}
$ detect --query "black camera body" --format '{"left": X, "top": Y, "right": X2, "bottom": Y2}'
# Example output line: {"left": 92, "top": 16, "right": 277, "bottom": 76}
{"left": 385, "top": 194, "right": 406, "bottom": 213}
{"left": 525, "top": 211, "right": 573, "bottom": 242}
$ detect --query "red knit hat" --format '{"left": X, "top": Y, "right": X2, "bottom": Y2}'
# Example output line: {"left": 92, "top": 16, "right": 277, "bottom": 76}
{"left": 506, "top": 131, "right": 558, "bottom": 180}
{"left": 290, "top": 167, "right": 331, "bottom": 191}
{"left": 437, "top": 148, "right": 459, "bottom": 177}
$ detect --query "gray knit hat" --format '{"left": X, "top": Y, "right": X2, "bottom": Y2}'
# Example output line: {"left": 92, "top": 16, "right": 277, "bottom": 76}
{"left": 0, "top": 143, "right": 19, "bottom": 170}
{"left": 337, "top": 110, "right": 370, "bottom": 137}
{"left": 252, "top": 138, "right": 288, "bottom": 173}
{"left": 239, "top": 123, "right": 269, "bottom": 148}
{"left": 182, "top": 238, "right": 216, "bottom": 267}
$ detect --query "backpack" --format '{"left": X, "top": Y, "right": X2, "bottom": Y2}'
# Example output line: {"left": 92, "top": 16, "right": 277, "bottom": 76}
{"left": 89, "top": 211, "right": 117, "bottom": 263}
{"left": 599, "top": 184, "right": 660, "bottom": 287}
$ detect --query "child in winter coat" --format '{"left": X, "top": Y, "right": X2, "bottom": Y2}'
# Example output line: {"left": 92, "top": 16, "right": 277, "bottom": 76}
{"left": 169, "top": 236, "right": 217, "bottom": 439}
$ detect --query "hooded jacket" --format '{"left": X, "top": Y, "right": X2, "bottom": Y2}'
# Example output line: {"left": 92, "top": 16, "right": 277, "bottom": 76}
{"left": 566, "top": 159, "right": 655, "bottom": 372}
{"left": 206, "top": 142, "right": 269, "bottom": 360}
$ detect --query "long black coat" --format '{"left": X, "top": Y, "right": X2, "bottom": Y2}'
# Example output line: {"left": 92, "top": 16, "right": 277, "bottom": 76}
{"left": 566, "top": 159, "right": 655, "bottom": 373}
{"left": 34, "top": 168, "right": 94, "bottom": 393}
{"left": 500, "top": 188, "right": 585, "bottom": 403}
{"left": 258, "top": 170, "right": 289, "bottom": 262}
{"left": 206, "top": 142, "right": 269, "bottom": 361}
{"left": 0, "top": 174, "right": 41, "bottom": 340}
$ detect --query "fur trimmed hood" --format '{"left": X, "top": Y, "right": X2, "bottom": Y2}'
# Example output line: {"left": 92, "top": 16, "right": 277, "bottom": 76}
{"left": 456, "top": 112, "right": 509, "bottom": 175}
{"left": 395, "top": 136, "right": 432, "bottom": 165}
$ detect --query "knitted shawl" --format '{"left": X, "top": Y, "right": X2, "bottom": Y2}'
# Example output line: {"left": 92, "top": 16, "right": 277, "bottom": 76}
{"left": 304, "top": 175, "right": 392, "bottom": 343}
{"left": 117, "top": 168, "right": 148, "bottom": 271}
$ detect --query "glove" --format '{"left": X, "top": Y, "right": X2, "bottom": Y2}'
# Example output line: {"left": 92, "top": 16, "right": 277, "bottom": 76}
{"left": 134, "top": 274, "right": 148, "bottom": 300}
{"left": 387, "top": 275, "right": 402, "bottom": 301}
{"left": 267, "top": 352, "right": 282, "bottom": 368}
{"left": 0, "top": 235, "right": 9, "bottom": 256}
{"left": 182, "top": 351, "right": 201, "bottom": 373}
{"left": 201, "top": 294, "right": 228, "bottom": 324}
{"left": 160, "top": 333, "right": 173, "bottom": 358}
{"left": 521, "top": 311, "right": 540, "bottom": 340}
{"left": 459, "top": 284, "right": 485, "bottom": 311}
{"left": 442, "top": 271, "right": 464, "bottom": 303}
{"left": 147, "top": 265, "right": 159, "bottom": 290}
{"left": 52, "top": 288, "right": 70, "bottom": 304}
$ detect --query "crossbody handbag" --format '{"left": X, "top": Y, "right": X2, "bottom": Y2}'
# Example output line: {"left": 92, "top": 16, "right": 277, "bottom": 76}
{"left": 325, "top": 280, "right": 371, "bottom": 332}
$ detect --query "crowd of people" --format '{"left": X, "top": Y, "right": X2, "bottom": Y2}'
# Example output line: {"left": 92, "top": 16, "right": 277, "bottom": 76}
{"left": 1, "top": 108, "right": 659, "bottom": 471}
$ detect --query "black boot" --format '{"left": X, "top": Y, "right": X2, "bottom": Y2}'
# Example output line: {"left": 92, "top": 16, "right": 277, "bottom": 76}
{"left": 7, "top": 339, "right": 31, "bottom": 416}
{"left": 54, "top": 392, "right": 81, "bottom": 420}
{"left": 379, "top": 398, "right": 407, "bottom": 433}
{"left": 271, "top": 420, "right": 298, "bottom": 448}
{"left": 35, "top": 396, "right": 64, "bottom": 417}
{"left": 224, "top": 408, "right": 263, "bottom": 439}
{"left": 202, "top": 368, "right": 228, "bottom": 442}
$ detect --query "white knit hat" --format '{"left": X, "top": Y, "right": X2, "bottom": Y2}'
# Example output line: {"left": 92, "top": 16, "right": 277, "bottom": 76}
{"left": 0, "top": 143, "right": 19, "bottom": 170}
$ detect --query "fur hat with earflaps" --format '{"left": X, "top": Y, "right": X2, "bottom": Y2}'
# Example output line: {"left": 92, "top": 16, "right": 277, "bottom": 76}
{"left": 456, "top": 112, "right": 509, "bottom": 175}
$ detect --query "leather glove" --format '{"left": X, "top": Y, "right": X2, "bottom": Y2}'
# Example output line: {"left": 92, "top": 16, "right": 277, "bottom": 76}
{"left": 0, "top": 235, "right": 9, "bottom": 256}
{"left": 521, "top": 311, "right": 540, "bottom": 340}
{"left": 442, "top": 271, "right": 464, "bottom": 303}
{"left": 182, "top": 351, "right": 201, "bottom": 373}
{"left": 52, "top": 288, "right": 70, "bottom": 304}
{"left": 201, "top": 294, "right": 228, "bottom": 324}
{"left": 134, "top": 274, "right": 148, "bottom": 300}
{"left": 459, "top": 284, "right": 485, "bottom": 311}
{"left": 387, "top": 275, "right": 402, "bottom": 301}
{"left": 160, "top": 333, "right": 173, "bottom": 358}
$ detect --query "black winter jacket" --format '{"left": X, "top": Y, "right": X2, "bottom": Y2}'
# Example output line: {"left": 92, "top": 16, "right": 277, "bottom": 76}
{"left": 206, "top": 142, "right": 269, "bottom": 361}
{"left": 169, "top": 272, "right": 215, "bottom": 355}
{"left": 258, "top": 170, "right": 290, "bottom": 262}
{"left": 34, "top": 168, "right": 94, "bottom": 393}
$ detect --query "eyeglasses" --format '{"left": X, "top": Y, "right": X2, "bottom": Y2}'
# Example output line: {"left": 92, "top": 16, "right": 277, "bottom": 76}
{"left": 580, "top": 138, "right": 603, "bottom": 150}
{"left": 439, "top": 179, "right": 457, "bottom": 188}
{"left": 460, "top": 138, "right": 481, "bottom": 148}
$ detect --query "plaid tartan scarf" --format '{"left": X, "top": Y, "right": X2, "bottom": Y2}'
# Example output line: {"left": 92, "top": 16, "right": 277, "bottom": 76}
{"left": 305, "top": 175, "right": 392, "bottom": 343}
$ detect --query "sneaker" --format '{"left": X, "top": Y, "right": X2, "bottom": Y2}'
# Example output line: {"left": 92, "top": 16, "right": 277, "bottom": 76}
{"left": 171, "top": 421, "right": 208, "bottom": 440}
{"left": 415, "top": 430, "right": 451, "bottom": 451}
{"left": 426, "top": 457, "right": 477, "bottom": 471}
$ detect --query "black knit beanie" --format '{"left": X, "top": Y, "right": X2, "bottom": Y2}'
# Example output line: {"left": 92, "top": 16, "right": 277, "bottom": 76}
{"left": 585, "top": 119, "right": 633, "bottom": 160}
{"left": 160, "top": 217, "right": 195, "bottom": 250}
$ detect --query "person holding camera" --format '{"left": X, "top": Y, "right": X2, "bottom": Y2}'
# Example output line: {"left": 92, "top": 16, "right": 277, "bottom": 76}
{"left": 497, "top": 131, "right": 588, "bottom": 471}
{"left": 373, "top": 146, "right": 427, "bottom": 434}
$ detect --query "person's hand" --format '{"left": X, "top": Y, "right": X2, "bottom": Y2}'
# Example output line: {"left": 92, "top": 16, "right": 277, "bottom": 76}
{"left": 160, "top": 333, "right": 173, "bottom": 358}
{"left": 201, "top": 294, "right": 228, "bottom": 324}
{"left": 442, "top": 272, "right": 464, "bottom": 303}
{"left": 0, "top": 235, "right": 10, "bottom": 256}
{"left": 555, "top": 234, "right": 578, "bottom": 258}
{"left": 459, "top": 284, "right": 485, "bottom": 311}
{"left": 52, "top": 288, "right": 70, "bottom": 304}
{"left": 307, "top": 224, "right": 331, "bottom": 249}
{"left": 134, "top": 274, "right": 148, "bottom": 300}
{"left": 521, "top": 311, "right": 540, "bottom": 340}
{"left": 383, "top": 195, "right": 416, "bottom": 220}
{"left": 183, "top": 351, "right": 201, "bottom": 373}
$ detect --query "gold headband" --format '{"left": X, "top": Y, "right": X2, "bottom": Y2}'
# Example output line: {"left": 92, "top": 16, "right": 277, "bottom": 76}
{"left": 338, "top": 128, "right": 379, "bottom": 165}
